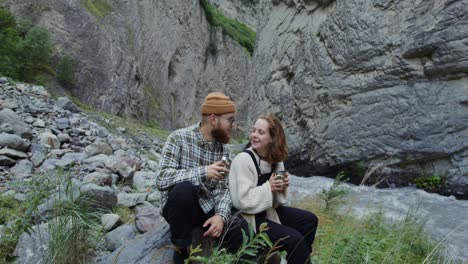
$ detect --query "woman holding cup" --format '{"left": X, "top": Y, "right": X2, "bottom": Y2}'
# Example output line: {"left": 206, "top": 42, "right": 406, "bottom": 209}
{"left": 229, "top": 114, "right": 318, "bottom": 264}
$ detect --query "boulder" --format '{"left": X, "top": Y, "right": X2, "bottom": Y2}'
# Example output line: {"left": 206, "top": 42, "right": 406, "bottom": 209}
{"left": 13, "top": 223, "right": 49, "bottom": 264}
{"left": 0, "top": 132, "right": 30, "bottom": 151}
{"left": 99, "top": 223, "right": 172, "bottom": 264}
{"left": 39, "top": 132, "right": 61, "bottom": 149}
{"left": 56, "top": 97, "right": 80, "bottom": 113}
{"left": 30, "top": 152, "right": 46, "bottom": 167}
{"left": 101, "top": 213, "right": 122, "bottom": 231}
{"left": 85, "top": 142, "right": 113, "bottom": 157}
{"left": 134, "top": 201, "right": 165, "bottom": 233}
{"left": 133, "top": 170, "right": 156, "bottom": 192}
{"left": 83, "top": 171, "right": 112, "bottom": 186}
{"left": 104, "top": 224, "right": 136, "bottom": 251}
{"left": 0, "top": 147, "right": 28, "bottom": 159}
{"left": 55, "top": 152, "right": 86, "bottom": 168}
{"left": 0, "top": 108, "right": 32, "bottom": 139}
{"left": 0, "top": 155, "right": 15, "bottom": 166}
{"left": 10, "top": 159, "right": 34, "bottom": 177}
{"left": 117, "top": 192, "right": 147, "bottom": 208}
{"left": 80, "top": 183, "right": 118, "bottom": 210}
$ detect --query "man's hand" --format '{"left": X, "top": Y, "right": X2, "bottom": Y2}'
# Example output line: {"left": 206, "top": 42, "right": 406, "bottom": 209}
{"left": 202, "top": 214, "right": 224, "bottom": 238}
{"left": 207, "top": 161, "right": 230, "bottom": 181}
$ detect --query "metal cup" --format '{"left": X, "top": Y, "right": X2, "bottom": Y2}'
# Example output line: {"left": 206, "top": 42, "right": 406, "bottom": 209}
{"left": 275, "top": 170, "right": 286, "bottom": 180}
{"left": 220, "top": 156, "right": 229, "bottom": 176}
{"left": 275, "top": 170, "right": 286, "bottom": 189}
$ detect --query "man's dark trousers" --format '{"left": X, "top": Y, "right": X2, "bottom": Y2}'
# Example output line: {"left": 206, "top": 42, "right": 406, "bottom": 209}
{"left": 162, "top": 181, "right": 247, "bottom": 254}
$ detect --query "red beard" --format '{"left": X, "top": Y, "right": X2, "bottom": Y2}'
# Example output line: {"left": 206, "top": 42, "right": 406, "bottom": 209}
{"left": 212, "top": 127, "right": 231, "bottom": 144}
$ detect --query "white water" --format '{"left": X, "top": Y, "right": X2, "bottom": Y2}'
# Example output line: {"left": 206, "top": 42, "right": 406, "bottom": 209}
{"left": 288, "top": 176, "right": 468, "bottom": 262}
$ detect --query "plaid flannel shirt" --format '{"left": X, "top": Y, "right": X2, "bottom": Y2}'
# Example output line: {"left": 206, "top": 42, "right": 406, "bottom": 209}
{"left": 156, "top": 123, "right": 232, "bottom": 221}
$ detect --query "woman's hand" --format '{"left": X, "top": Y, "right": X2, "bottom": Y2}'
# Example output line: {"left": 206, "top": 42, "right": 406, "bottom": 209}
{"left": 278, "top": 172, "right": 290, "bottom": 193}
{"left": 269, "top": 173, "right": 285, "bottom": 192}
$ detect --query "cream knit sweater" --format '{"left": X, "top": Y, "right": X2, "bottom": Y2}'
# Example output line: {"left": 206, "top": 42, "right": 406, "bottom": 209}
{"left": 229, "top": 148, "right": 288, "bottom": 231}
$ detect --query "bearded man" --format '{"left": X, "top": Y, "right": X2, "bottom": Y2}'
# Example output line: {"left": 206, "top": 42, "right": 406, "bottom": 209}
{"left": 156, "top": 92, "right": 244, "bottom": 264}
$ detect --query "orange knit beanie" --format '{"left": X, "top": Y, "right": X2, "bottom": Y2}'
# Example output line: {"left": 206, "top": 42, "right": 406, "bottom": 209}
{"left": 201, "top": 92, "right": 236, "bottom": 114}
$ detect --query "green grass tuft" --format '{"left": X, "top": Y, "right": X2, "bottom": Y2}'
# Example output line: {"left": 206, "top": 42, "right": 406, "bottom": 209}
{"left": 83, "top": 0, "right": 112, "bottom": 19}
{"left": 0, "top": 195, "right": 22, "bottom": 225}
{"left": 46, "top": 180, "right": 103, "bottom": 264}
{"left": 0, "top": 171, "right": 59, "bottom": 262}
{"left": 68, "top": 94, "right": 169, "bottom": 139}
{"left": 200, "top": 0, "right": 256, "bottom": 55}
{"left": 112, "top": 206, "right": 134, "bottom": 224}
{"left": 293, "top": 196, "right": 454, "bottom": 263}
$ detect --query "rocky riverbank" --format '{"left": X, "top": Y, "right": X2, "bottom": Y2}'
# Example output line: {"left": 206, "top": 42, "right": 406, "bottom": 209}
{"left": 1, "top": 77, "right": 466, "bottom": 263}
{"left": 0, "top": 77, "right": 175, "bottom": 263}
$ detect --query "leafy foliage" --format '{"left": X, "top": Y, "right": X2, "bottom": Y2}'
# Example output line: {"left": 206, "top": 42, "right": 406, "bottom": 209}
{"left": 200, "top": 0, "right": 256, "bottom": 55}
{"left": 57, "top": 54, "right": 76, "bottom": 89}
{"left": 186, "top": 223, "right": 278, "bottom": 263}
{"left": 0, "top": 7, "right": 52, "bottom": 83}
{"left": 415, "top": 175, "right": 442, "bottom": 190}
{"left": 319, "top": 172, "right": 348, "bottom": 210}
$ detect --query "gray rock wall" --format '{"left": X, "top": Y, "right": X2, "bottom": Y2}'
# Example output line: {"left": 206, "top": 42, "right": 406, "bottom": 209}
{"left": 4, "top": 0, "right": 251, "bottom": 129}
{"left": 246, "top": 0, "right": 468, "bottom": 196}
{"left": 208, "top": 0, "right": 271, "bottom": 29}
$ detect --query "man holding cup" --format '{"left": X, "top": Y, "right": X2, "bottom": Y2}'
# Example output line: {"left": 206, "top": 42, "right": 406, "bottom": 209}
{"left": 156, "top": 92, "right": 245, "bottom": 264}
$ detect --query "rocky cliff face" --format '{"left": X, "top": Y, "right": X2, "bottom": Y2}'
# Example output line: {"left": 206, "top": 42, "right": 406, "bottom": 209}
{"left": 5, "top": 0, "right": 250, "bottom": 129}
{"left": 3, "top": 0, "right": 468, "bottom": 197}
{"left": 243, "top": 0, "right": 468, "bottom": 197}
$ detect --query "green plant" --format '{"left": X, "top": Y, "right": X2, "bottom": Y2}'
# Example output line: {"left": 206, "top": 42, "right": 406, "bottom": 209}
{"left": 0, "top": 194, "right": 21, "bottom": 225}
{"left": 319, "top": 171, "right": 348, "bottom": 210}
{"left": 200, "top": 0, "right": 256, "bottom": 55}
{"left": 415, "top": 175, "right": 442, "bottom": 190}
{"left": 3, "top": 170, "right": 103, "bottom": 263}
{"left": 0, "top": 225, "right": 22, "bottom": 263}
{"left": 0, "top": 194, "right": 25, "bottom": 262}
{"left": 0, "top": 172, "right": 59, "bottom": 262}
{"left": 46, "top": 191, "right": 102, "bottom": 263}
{"left": 83, "top": 0, "right": 112, "bottom": 19}
{"left": 0, "top": 8, "right": 21, "bottom": 79}
{"left": 186, "top": 223, "right": 276, "bottom": 263}
{"left": 112, "top": 206, "right": 134, "bottom": 224}
{"left": 57, "top": 54, "right": 76, "bottom": 89}
{"left": 317, "top": 209, "right": 444, "bottom": 263}
{"left": 17, "top": 26, "right": 53, "bottom": 81}
{"left": 0, "top": 7, "right": 53, "bottom": 83}
{"left": 293, "top": 193, "right": 456, "bottom": 264}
